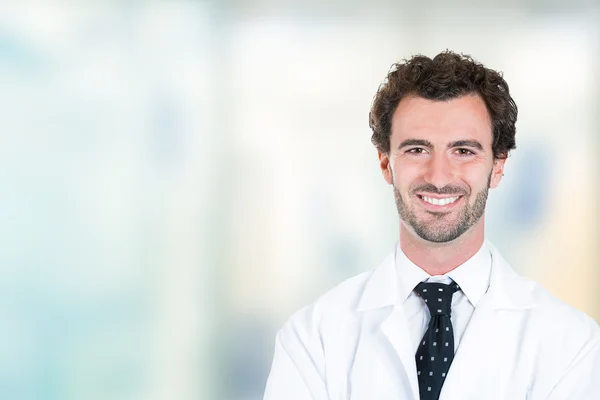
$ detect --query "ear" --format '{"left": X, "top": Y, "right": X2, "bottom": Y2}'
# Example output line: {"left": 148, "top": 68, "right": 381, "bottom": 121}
{"left": 489, "top": 157, "right": 506, "bottom": 189}
{"left": 378, "top": 151, "right": 393, "bottom": 185}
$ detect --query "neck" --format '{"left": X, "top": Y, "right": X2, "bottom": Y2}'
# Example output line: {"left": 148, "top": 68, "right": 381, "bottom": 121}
{"left": 399, "top": 218, "right": 485, "bottom": 276}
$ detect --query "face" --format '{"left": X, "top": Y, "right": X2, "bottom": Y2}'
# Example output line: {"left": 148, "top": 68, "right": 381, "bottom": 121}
{"left": 378, "top": 94, "right": 505, "bottom": 244}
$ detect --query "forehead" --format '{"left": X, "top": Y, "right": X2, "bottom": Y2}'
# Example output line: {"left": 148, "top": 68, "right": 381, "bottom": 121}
{"left": 391, "top": 94, "right": 493, "bottom": 147}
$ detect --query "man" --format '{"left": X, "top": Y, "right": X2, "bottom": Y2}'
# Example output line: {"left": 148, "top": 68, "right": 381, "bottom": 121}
{"left": 263, "top": 51, "right": 600, "bottom": 399}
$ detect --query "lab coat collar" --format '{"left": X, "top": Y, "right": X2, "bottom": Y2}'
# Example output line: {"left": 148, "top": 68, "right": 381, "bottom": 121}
{"left": 357, "top": 240, "right": 537, "bottom": 312}
{"left": 355, "top": 248, "right": 398, "bottom": 311}
{"left": 485, "top": 240, "right": 538, "bottom": 310}
{"left": 394, "top": 241, "right": 491, "bottom": 308}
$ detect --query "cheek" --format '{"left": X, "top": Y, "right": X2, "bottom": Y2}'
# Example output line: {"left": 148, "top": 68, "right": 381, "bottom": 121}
{"left": 392, "top": 161, "right": 422, "bottom": 184}
{"left": 462, "top": 168, "right": 493, "bottom": 192}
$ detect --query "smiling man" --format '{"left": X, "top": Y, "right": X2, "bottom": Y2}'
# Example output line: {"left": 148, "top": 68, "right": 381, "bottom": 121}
{"left": 263, "top": 51, "right": 600, "bottom": 400}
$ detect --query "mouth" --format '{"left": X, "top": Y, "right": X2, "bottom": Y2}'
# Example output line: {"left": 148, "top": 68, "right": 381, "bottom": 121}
{"left": 416, "top": 194, "right": 464, "bottom": 210}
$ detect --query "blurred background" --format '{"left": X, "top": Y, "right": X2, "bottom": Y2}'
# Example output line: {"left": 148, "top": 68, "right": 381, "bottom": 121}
{"left": 1, "top": 1, "right": 599, "bottom": 399}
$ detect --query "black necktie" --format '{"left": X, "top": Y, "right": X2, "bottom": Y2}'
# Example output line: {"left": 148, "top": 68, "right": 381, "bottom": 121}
{"left": 414, "top": 281, "right": 460, "bottom": 400}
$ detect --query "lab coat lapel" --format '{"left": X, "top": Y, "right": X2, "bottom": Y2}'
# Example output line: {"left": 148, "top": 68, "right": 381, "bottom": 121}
{"left": 357, "top": 248, "right": 420, "bottom": 400}
{"left": 440, "top": 242, "right": 537, "bottom": 399}
{"left": 380, "top": 306, "right": 420, "bottom": 399}
{"left": 438, "top": 285, "right": 503, "bottom": 398}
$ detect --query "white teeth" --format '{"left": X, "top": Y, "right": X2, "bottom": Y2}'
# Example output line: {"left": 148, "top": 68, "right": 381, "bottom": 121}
{"left": 422, "top": 196, "right": 459, "bottom": 206}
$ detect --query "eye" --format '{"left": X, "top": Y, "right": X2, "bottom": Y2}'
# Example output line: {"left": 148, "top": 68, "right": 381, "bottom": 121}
{"left": 455, "top": 148, "right": 475, "bottom": 156}
{"left": 407, "top": 148, "right": 426, "bottom": 154}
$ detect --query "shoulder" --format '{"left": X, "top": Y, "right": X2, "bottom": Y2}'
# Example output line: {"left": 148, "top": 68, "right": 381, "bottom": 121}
{"left": 502, "top": 266, "right": 600, "bottom": 383}
{"left": 278, "top": 269, "right": 373, "bottom": 340}
{"left": 526, "top": 279, "right": 600, "bottom": 392}
{"left": 278, "top": 248, "right": 397, "bottom": 339}
{"left": 487, "top": 242, "right": 600, "bottom": 383}
{"left": 489, "top": 242, "right": 599, "bottom": 340}
{"left": 528, "top": 278, "right": 600, "bottom": 341}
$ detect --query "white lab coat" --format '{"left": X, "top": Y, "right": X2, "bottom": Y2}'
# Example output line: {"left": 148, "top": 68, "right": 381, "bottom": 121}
{"left": 263, "top": 241, "right": 600, "bottom": 399}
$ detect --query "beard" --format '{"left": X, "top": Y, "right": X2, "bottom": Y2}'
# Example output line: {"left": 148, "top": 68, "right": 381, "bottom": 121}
{"left": 393, "top": 172, "right": 492, "bottom": 243}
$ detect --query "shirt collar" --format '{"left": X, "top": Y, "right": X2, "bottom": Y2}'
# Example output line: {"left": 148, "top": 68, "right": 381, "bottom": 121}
{"left": 395, "top": 241, "right": 492, "bottom": 307}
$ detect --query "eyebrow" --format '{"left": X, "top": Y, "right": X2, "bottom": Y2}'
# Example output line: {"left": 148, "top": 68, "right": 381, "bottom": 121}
{"left": 398, "top": 139, "right": 433, "bottom": 149}
{"left": 397, "top": 139, "right": 484, "bottom": 152}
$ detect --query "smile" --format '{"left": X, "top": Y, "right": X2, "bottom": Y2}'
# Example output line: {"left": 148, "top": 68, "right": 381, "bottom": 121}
{"left": 417, "top": 194, "right": 462, "bottom": 207}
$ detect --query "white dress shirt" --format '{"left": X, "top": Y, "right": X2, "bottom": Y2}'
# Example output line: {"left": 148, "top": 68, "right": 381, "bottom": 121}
{"left": 395, "top": 242, "right": 492, "bottom": 353}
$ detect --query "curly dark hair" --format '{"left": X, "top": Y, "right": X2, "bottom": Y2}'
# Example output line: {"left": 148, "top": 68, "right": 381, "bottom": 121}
{"left": 369, "top": 51, "right": 517, "bottom": 159}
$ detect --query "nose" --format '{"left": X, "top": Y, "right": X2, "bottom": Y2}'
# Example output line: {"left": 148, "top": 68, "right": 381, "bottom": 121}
{"left": 423, "top": 154, "right": 454, "bottom": 189}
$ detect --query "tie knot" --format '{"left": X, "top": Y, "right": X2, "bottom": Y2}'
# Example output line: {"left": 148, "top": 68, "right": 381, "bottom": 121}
{"left": 415, "top": 281, "right": 460, "bottom": 316}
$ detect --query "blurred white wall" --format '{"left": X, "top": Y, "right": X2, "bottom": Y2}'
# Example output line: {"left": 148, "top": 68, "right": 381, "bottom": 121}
{"left": 0, "top": 1, "right": 598, "bottom": 400}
